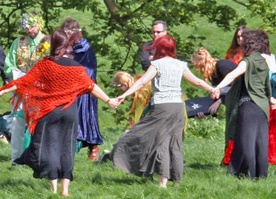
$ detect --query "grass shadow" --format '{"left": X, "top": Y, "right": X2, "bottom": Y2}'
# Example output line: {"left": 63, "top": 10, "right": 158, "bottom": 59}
{"left": 0, "top": 153, "right": 10, "bottom": 162}
{"left": 187, "top": 162, "right": 220, "bottom": 170}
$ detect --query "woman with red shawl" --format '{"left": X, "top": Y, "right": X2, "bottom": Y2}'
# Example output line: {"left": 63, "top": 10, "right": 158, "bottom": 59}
{"left": 0, "top": 28, "right": 118, "bottom": 197}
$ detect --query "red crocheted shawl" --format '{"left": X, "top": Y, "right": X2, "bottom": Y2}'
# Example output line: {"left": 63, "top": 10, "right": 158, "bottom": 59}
{"left": 0, "top": 58, "right": 95, "bottom": 134}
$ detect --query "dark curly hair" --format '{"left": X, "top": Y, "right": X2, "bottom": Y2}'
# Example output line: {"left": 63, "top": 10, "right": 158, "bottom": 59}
{"left": 241, "top": 29, "right": 263, "bottom": 57}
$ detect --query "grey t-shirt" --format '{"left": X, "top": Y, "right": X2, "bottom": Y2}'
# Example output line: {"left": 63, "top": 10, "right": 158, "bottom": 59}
{"left": 151, "top": 57, "right": 188, "bottom": 105}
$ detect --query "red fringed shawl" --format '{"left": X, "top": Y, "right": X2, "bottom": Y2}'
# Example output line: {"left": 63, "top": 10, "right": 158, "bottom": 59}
{"left": 0, "top": 58, "right": 95, "bottom": 134}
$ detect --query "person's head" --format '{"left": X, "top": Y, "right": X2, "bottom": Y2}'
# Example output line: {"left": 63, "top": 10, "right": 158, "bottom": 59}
{"left": 235, "top": 25, "right": 247, "bottom": 46}
{"left": 20, "top": 11, "right": 45, "bottom": 38}
{"left": 226, "top": 25, "right": 247, "bottom": 51}
{"left": 60, "top": 18, "right": 83, "bottom": 45}
{"left": 145, "top": 35, "right": 176, "bottom": 60}
{"left": 258, "top": 29, "right": 271, "bottom": 55}
{"left": 191, "top": 47, "right": 218, "bottom": 81}
{"left": 112, "top": 71, "right": 134, "bottom": 92}
{"left": 48, "top": 28, "right": 74, "bottom": 60}
{"left": 152, "top": 20, "right": 167, "bottom": 40}
{"left": 240, "top": 29, "right": 263, "bottom": 57}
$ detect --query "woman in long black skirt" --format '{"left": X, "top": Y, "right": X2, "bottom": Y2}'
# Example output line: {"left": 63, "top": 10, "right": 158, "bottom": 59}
{"left": 213, "top": 29, "right": 271, "bottom": 179}
{"left": 0, "top": 29, "right": 118, "bottom": 196}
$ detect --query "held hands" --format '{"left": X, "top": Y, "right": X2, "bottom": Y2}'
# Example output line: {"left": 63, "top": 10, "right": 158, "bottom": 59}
{"left": 116, "top": 95, "right": 126, "bottom": 105}
{"left": 210, "top": 87, "right": 220, "bottom": 99}
{"left": 106, "top": 95, "right": 127, "bottom": 109}
{"left": 107, "top": 98, "right": 120, "bottom": 109}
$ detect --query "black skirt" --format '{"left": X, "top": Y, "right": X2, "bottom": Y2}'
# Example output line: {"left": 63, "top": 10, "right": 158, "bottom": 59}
{"left": 15, "top": 102, "right": 78, "bottom": 180}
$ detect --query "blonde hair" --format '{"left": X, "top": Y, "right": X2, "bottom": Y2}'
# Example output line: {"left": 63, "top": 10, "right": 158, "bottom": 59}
{"left": 112, "top": 71, "right": 152, "bottom": 116}
{"left": 112, "top": 71, "right": 132, "bottom": 87}
{"left": 191, "top": 47, "right": 218, "bottom": 82}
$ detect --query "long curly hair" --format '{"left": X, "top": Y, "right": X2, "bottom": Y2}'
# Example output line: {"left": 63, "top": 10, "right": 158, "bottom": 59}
{"left": 191, "top": 47, "right": 218, "bottom": 82}
{"left": 241, "top": 29, "right": 263, "bottom": 57}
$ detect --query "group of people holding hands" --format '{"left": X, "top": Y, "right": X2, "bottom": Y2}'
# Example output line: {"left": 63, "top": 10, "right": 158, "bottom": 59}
{"left": 0, "top": 12, "right": 275, "bottom": 196}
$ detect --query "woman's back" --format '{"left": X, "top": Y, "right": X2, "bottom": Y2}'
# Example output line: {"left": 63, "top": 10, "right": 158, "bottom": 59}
{"left": 151, "top": 57, "right": 187, "bottom": 104}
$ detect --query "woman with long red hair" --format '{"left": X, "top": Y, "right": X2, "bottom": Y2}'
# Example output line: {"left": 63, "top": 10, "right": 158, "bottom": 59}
{"left": 112, "top": 35, "right": 216, "bottom": 188}
{"left": 225, "top": 25, "right": 247, "bottom": 64}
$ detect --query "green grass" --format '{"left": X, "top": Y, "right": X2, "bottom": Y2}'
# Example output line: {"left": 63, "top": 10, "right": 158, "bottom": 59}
{"left": 1, "top": 130, "right": 276, "bottom": 199}
{"left": 1, "top": 2, "right": 276, "bottom": 198}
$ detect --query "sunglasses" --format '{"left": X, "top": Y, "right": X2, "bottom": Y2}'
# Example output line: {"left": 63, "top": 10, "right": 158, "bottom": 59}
{"left": 113, "top": 83, "right": 122, "bottom": 87}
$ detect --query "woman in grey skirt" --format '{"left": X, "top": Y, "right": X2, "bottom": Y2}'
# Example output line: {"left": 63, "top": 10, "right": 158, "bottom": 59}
{"left": 112, "top": 35, "right": 216, "bottom": 188}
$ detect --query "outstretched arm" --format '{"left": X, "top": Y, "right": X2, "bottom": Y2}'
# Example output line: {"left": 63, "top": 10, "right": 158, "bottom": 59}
{"left": 117, "top": 65, "right": 157, "bottom": 103}
{"left": 0, "top": 85, "right": 17, "bottom": 96}
{"left": 91, "top": 84, "right": 118, "bottom": 109}
{"left": 213, "top": 61, "right": 247, "bottom": 99}
{"left": 216, "top": 61, "right": 247, "bottom": 89}
{"left": 183, "top": 67, "right": 214, "bottom": 93}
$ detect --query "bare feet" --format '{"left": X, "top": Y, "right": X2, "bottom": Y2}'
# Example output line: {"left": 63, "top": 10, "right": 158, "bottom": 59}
{"left": 158, "top": 175, "right": 168, "bottom": 188}
{"left": 61, "top": 178, "right": 70, "bottom": 197}
{"left": 49, "top": 179, "right": 58, "bottom": 194}
{"left": 61, "top": 192, "right": 70, "bottom": 197}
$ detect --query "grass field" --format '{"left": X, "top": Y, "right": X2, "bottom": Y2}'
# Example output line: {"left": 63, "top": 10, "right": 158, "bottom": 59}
{"left": 1, "top": 1, "right": 276, "bottom": 198}
{"left": 1, "top": 133, "right": 276, "bottom": 199}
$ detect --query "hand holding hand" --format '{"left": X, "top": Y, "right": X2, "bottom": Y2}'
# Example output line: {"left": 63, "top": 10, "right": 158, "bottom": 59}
{"left": 117, "top": 95, "right": 126, "bottom": 105}
{"left": 107, "top": 98, "right": 120, "bottom": 109}
{"left": 210, "top": 87, "right": 220, "bottom": 99}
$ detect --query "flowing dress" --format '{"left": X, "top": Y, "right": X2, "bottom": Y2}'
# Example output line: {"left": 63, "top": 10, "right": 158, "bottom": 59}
{"left": 112, "top": 57, "right": 186, "bottom": 181}
{"left": 11, "top": 57, "right": 94, "bottom": 180}
{"left": 73, "top": 38, "right": 103, "bottom": 151}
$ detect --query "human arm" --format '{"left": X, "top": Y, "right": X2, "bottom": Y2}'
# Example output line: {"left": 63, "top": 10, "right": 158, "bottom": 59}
{"left": 90, "top": 84, "right": 118, "bottom": 109}
{"left": 208, "top": 98, "right": 222, "bottom": 114}
{"left": 0, "top": 85, "right": 17, "bottom": 96}
{"left": 213, "top": 61, "right": 247, "bottom": 99}
{"left": 117, "top": 65, "right": 157, "bottom": 103}
{"left": 183, "top": 67, "right": 214, "bottom": 93}
{"left": 139, "top": 42, "right": 153, "bottom": 71}
{"left": 4, "top": 38, "right": 20, "bottom": 79}
{"left": 216, "top": 61, "right": 246, "bottom": 90}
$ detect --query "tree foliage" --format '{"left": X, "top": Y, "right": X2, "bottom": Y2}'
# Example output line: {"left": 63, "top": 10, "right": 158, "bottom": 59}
{"left": 0, "top": 0, "right": 275, "bottom": 125}
{"left": 1, "top": 0, "right": 275, "bottom": 68}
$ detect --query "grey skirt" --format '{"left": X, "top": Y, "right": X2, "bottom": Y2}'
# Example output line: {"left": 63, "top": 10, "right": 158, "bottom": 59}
{"left": 112, "top": 103, "right": 185, "bottom": 181}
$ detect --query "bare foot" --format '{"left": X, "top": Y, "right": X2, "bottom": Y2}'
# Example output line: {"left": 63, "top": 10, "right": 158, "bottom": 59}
{"left": 158, "top": 175, "right": 168, "bottom": 188}
{"left": 61, "top": 192, "right": 70, "bottom": 197}
{"left": 49, "top": 179, "right": 58, "bottom": 194}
